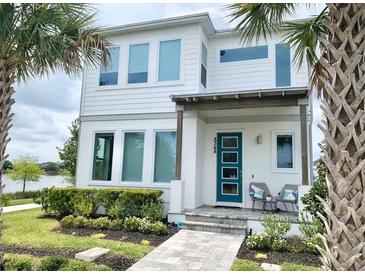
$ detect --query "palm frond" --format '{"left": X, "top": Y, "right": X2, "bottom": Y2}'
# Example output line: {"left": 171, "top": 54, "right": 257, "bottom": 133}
{"left": 282, "top": 7, "right": 329, "bottom": 67}
{"left": 227, "top": 3, "right": 297, "bottom": 45}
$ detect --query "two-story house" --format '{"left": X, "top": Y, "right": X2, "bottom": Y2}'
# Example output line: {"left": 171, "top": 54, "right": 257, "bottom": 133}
{"left": 76, "top": 12, "right": 313, "bottom": 225}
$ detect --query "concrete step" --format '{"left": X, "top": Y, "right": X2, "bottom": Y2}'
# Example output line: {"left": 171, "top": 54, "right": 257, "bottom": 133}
{"left": 184, "top": 220, "right": 247, "bottom": 235}
{"left": 185, "top": 213, "right": 247, "bottom": 226}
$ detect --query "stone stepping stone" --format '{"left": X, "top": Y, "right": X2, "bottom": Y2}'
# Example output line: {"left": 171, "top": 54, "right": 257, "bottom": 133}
{"left": 261, "top": 263, "right": 281, "bottom": 271}
{"left": 75, "top": 247, "right": 110, "bottom": 262}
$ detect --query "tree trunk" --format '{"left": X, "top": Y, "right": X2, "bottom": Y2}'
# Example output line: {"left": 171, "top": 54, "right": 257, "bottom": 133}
{"left": 0, "top": 57, "right": 16, "bottom": 270}
{"left": 316, "top": 3, "right": 365, "bottom": 270}
{"left": 22, "top": 178, "right": 26, "bottom": 193}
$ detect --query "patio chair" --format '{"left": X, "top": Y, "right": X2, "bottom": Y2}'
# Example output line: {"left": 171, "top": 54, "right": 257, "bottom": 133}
{"left": 249, "top": 182, "right": 273, "bottom": 211}
{"left": 275, "top": 184, "right": 299, "bottom": 213}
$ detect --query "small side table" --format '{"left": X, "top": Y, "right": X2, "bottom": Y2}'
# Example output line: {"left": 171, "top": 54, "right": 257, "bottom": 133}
{"left": 262, "top": 198, "right": 277, "bottom": 213}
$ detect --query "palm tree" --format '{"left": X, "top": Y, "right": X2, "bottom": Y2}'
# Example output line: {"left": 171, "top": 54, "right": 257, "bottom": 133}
{"left": 0, "top": 3, "right": 110, "bottom": 268}
{"left": 228, "top": 3, "right": 365, "bottom": 271}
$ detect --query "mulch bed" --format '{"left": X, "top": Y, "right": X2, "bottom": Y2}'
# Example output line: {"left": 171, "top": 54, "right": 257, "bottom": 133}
{"left": 54, "top": 224, "right": 178, "bottom": 247}
{"left": 0, "top": 244, "right": 136, "bottom": 270}
{"left": 236, "top": 240, "right": 322, "bottom": 267}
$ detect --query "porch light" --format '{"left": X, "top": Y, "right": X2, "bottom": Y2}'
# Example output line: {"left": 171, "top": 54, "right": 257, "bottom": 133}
{"left": 257, "top": 135, "right": 263, "bottom": 144}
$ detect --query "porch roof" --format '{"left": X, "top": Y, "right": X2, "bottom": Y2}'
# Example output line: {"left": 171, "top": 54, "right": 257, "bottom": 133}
{"left": 170, "top": 87, "right": 309, "bottom": 111}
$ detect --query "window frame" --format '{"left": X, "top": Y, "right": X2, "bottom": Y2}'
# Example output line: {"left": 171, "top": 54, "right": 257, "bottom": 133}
{"left": 157, "top": 38, "right": 183, "bottom": 84}
{"left": 91, "top": 131, "right": 115, "bottom": 182}
{"left": 98, "top": 46, "right": 121, "bottom": 87}
{"left": 271, "top": 130, "right": 297, "bottom": 173}
{"left": 126, "top": 42, "right": 150, "bottom": 86}
{"left": 200, "top": 42, "right": 208, "bottom": 89}
{"left": 120, "top": 130, "right": 146, "bottom": 183}
{"left": 152, "top": 129, "right": 177, "bottom": 184}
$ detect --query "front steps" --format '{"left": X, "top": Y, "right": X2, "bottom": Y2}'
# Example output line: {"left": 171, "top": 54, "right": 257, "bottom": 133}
{"left": 184, "top": 211, "right": 247, "bottom": 235}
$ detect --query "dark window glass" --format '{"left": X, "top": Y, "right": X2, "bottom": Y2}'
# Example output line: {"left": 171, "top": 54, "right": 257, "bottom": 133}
{"left": 201, "top": 64, "right": 207, "bottom": 88}
{"left": 222, "top": 137, "right": 238, "bottom": 148}
{"left": 222, "top": 152, "right": 238, "bottom": 163}
{"left": 128, "top": 43, "right": 149, "bottom": 84}
{"left": 222, "top": 183, "right": 238, "bottom": 194}
{"left": 220, "top": 45, "right": 268, "bottom": 63}
{"left": 222, "top": 168, "right": 238, "bottom": 179}
{"left": 92, "top": 133, "right": 114, "bottom": 180}
{"left": 275, "top": 44, "right": 291, "bottom": 87}
{"left": 277, "top": 135, "right": 293, "bottom": 168}
{"left": 99, "top": 47, "right": 120, "bottom": 86}
{"left": 201, "top": 43, "right": 207, "bottom": 88}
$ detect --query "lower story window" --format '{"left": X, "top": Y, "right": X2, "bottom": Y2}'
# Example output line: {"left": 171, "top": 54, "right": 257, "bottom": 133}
{"left": 154, "top": 131, "right": 176, "bottom": 182}
{"left": 92, "top": 133, "right": 114, "bottom": 181}
{"left": 276, "top": 134, "right": 293, "bottom": 168}
{"left": 122, "top": 132, "right": 145, "bottom": 182}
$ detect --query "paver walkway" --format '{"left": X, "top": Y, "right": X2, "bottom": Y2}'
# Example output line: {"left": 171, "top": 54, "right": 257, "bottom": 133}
{"left": 2, "top": 203, "right": 41, "bottom": 213}
{"left": 128, "top": 230, "right": 244, "bottom": 271}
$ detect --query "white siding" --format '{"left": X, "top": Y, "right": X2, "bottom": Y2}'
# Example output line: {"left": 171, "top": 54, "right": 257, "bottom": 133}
{"left": 80, "top": 24, "right": 201, "bottom": 116}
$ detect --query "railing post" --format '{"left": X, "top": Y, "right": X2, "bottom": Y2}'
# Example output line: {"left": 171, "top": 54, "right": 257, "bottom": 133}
{"left": 299, "top": 102, "right": 309, "bottom": 185}
{"left": 175, "top": 105, "right": 183, "bottom": 180}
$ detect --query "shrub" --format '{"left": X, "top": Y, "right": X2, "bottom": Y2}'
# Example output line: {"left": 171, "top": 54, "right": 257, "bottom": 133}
{"left": 301, "top": 159, "right": 328, "bottom": 218}
{"left": 140, "top": 200, "right": 164, "bottom": 222}
{"left": 91, "top": 217, "right": 110, "bottom": 230}
{"left": 246, "top": 233, "right": 270, "bottom": 250}
{"left": 123, "top": 216, "right": 141, "bottom": 232}
{"left": 150, "top": 221, "right": 168, "bottom": 235}
{"left": 109, "top": 219, "right": 123, "bottom": 230}
{"left": 38, "top": 256, "right": 68, "bottom": 271}
{"left": 60, "top": 215, "right": 91, "bottom": 229}
{"left": 299, "top": 214, "right": 324, "bottom": 253}
{"left": 1, "top": 194, "right": 10, "bottom": 206}
{"left": 287, "top": 236, "right": 306, "bottom": 253}
{"left": 5, "top": 255, "right": 32, "bottom": 271}
{"left": 272, "top": 238, "right": 287, "bottom": 252}
{"left": 35, "top": 187, "right": 163, "bottom": 219}
{"left": 60, "top": 260, "right": 89, "bottom": 271}
{"left": 262, "top": 215, "right": 291, "bottom": 242}
{"left": 8, "top": 190, "right": 38, "bottom": 199}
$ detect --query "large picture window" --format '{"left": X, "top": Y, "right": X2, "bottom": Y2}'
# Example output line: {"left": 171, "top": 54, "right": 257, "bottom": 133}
{"left": 158, "top": 39, "right": 181, "bottom": 82}
{"left": 154, "top": 131, "right": 176, "bottom": 182}
{"left": 99, "top": 47, "right": 120, "bottom": 86}
{"left": 128, "top": 43, "right": 149, "bottom": 84}
{"left": 122, "top": 132, "right": 145, "bottom": 182}
{"left": 92, "top": 133, "right": 114, "bottom": 181}
{"left": 276, "top": 134, "right": 293, "bottom": 169}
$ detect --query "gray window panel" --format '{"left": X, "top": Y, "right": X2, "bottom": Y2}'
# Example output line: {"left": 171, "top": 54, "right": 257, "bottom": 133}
{"left": 220, "top": 45, "right": 268, "bottom": 63}
{"left": 128, "top": 43, "right": 149, "bottom": 84}
{"left": 99, "top": 47, "right": 120, "bottom": 86}
{"left": 92, "top": 133, "right": 114, "bottom": 181}
{"left": 159, "top": 39, "right": 181, "bottom": 81}
{"left": 154, "top": 131, "right": 176, "bottom": 182}
{"left": 122, "top": 132, "right": 144, "bottom": 182}
{"left": 277, "top": 135, "right": 293, "bottom": 168}
{"left": 275, "top": 44, "right": 291, "bottom": 87}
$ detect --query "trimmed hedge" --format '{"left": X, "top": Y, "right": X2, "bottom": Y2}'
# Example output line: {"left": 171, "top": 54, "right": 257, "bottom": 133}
{"left": 6, "top": 191, "right": 39, "bottom": 199}
{"left": 35, "top": 187, "right": 163, "bottom": 219}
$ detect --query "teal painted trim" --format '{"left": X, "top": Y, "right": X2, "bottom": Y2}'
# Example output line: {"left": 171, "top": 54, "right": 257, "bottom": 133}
{"left": 216, "top": 132, "right": 242, "bottom": 203}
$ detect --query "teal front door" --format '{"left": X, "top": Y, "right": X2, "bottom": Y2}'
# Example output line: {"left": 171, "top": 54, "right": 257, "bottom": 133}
{"left": 216, "top": 132, "right": 242, "bottom": 203}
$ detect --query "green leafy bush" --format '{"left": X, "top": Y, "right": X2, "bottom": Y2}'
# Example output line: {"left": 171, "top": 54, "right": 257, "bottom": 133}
{"left": 123, "top": 216, "right": 141, "bottom": 232}
{"left": 59, "top": 260, "right": 89, "bottom": 271}
{"left": 262, "top": 215, "right": 291, "bottom": 242}
{"left": 60, "top": 215, "right": 91, "bottom": 229}
{"left": 299, "top": 214, "right": 324, "bottom": 253}
{"left": 38, "top": 256, "right": 68, "bottom": 271}
{"left": 5, "top": 255, "right": 32, "bottom": 271}
{"left": 91, "top": 217, "right": 110, "bottom": 230}
{"left": 35, "top": 187, "right": 163, "bottom": 218}
{"left": 1, "top": 194, "right": 10, "bottom": 206}
{"left": 246, "top": 233, "right": 270, "bottom": 250}
{"left": 109, "top": 219, "right": 123, "bottom": 230}
{"left": 8, "top": 190, "right": 38, "bottom": 199}
{"left": 272, "top": 238, "right": 287, "bottom": 252}
{"left": 123, "top": 216, "right": 168, "bottom": 235}
{"left": 150, "top": 221, "right": 168, "bottom": 235}
{"left": 141, "top": 201, "right": 164, "bottom": 222}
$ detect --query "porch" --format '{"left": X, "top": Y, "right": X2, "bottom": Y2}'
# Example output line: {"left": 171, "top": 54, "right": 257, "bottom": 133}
{"left": 168, "top": 86, "right": 311, "bottom": 234}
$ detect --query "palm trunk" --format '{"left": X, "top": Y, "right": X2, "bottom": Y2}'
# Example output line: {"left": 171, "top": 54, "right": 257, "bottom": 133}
{"left": 316, "top": 3, "right": 365, "bottom": 270}
{"left": 0, "top": 57, "right": 16, "bottom": 270}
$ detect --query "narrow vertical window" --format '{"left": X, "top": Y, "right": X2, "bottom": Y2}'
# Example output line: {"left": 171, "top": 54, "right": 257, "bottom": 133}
{"left": 154, "top": 131, "right": 176, "bottom": 182}
{"left": 122, "top": 132, "right": 144, "bottom": 182}
{"left": 275, "top": 44, "right": 291, "bottom": 87}
{"left": 92, "top": 133, "right": 114, "bottom": 181}
{"left": 128, "top": 43, "right": 149, "bottom": 84}
{"left": 99, "top": 47, "right": 120, "bottom": 86}
{"left": 158, "top": 39, "right": 181, "bottom": 81}
{"left": 276, "top": 135, "right": 293, "bottom": 168}
{"left": 201, "top": 43, "right": 207, "bottom": 88}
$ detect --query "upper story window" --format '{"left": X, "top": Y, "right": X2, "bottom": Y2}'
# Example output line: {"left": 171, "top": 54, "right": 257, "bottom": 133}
{"left": 158, "top": 39, "right": 181, "bottom": 82}
{"left": 99, "top": 47, "right": 120, "bottom": 86}
{"left": 275, "top": 44, "right": 291, "bottom": 87}
{"left": 128, "top": 43, "right": 149, "bottom": 84}
{"left": 220, "top": 45, "right": 268, "bottom": 63}
{"left": 201, "top": 43, "right": 207, "bottom": 88}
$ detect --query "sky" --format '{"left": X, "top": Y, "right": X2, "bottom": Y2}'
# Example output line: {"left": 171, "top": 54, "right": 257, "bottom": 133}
{"left": 8, "top": 3, "right": 325, "bottom": 163}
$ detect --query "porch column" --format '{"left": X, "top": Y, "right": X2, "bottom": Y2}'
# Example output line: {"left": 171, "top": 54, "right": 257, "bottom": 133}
{"left": 175, "top": 105, "right": 183, "bottom": 180}
{"left": 299, "top": 101, "right": 309, "bottom": 185}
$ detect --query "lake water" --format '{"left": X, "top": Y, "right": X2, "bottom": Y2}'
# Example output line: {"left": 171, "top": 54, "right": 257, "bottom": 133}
{"left": 2, "top": 175, "right": 71, "bottom": 193}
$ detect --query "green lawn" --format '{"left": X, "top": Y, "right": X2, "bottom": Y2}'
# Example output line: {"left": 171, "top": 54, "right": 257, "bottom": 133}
{"left": 231, "top": 259, "right": 322, "bottom": 271}
{"left": 2, "top": 208, "right": 153, "bottom": 259}
{"left": 7, "top": 198, "right": 34, "bottom": 206}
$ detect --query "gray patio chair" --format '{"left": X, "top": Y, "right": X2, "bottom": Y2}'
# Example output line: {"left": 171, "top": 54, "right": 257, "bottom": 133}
{"left": 275, "top": 184, "right": 299, "bottom": 213}
{"left": 249, "top": 182, "right": 274, "bottom": 212}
